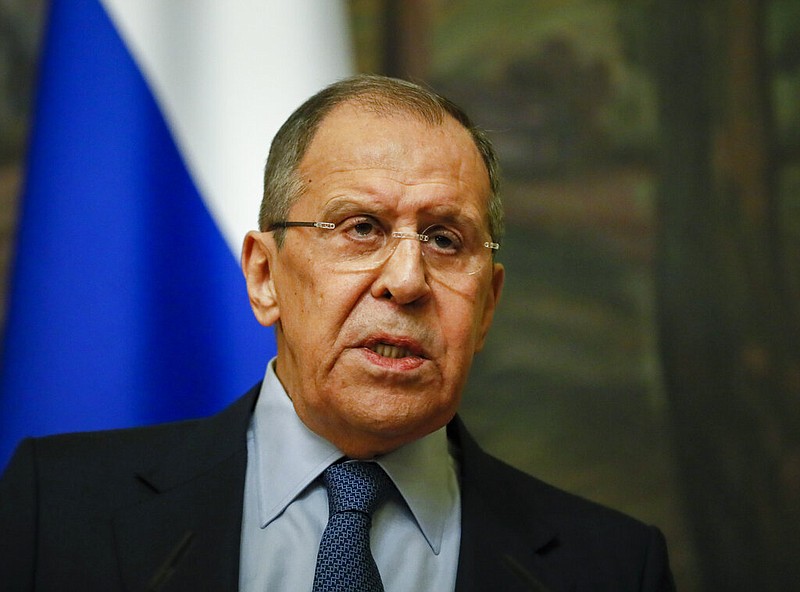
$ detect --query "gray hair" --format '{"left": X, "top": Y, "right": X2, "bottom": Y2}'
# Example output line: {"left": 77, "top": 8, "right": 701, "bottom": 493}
{"left": 259, "top": 74, "right": 504, "bottom": 246}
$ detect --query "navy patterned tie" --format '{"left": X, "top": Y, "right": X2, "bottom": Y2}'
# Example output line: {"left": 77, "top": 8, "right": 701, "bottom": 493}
{"left": 312, "top": 461, "right": 393, "bottom": 592}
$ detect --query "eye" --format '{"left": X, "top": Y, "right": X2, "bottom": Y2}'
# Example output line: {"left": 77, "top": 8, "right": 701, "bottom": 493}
{"left": 353, "top": 220, "right": 375, "bottom": 237}
{"left": 425, "top": 226, "right": 462, "bottom": 254}
{"left": 340, "top": 215, "right": 384, "bottom": 241}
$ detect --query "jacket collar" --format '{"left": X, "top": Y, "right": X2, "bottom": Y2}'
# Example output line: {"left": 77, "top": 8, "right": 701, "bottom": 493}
{"left": 450, "top": 416, "right": 559, "bottom": 592}
{"left": 111, "top": 386, "right": 561, "bottom": 591}
{"left": 113, "top": 384, "right": 260, "bottom": 592}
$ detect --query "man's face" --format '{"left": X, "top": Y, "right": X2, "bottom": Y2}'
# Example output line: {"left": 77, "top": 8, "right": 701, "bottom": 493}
{"left": 243, "top": 103, "right": 504, "bottom": 458}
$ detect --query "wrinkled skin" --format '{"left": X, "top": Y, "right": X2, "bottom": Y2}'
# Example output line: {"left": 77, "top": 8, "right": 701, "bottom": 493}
{"left": 242, "top": 103, "right": 504, "bottom": 458}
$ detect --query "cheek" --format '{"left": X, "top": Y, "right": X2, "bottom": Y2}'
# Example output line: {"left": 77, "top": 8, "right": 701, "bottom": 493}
{"left": 278, "top": 267, "right": 371, "bottom": 356}
{"left": 439, "top": 299, "right": 483, "bottom": 360}
{"left": 278, "top": 249, "right": 338, "bottom": 319}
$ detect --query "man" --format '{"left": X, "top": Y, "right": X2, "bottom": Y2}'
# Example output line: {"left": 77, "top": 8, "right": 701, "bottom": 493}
{"left": 0, "top": 75, "right": 674, "bottom": 591}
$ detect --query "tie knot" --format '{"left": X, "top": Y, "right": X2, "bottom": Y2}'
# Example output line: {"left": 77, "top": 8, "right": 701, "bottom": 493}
{"left": 322, "top": 461, "right": 393, "bottom": 516}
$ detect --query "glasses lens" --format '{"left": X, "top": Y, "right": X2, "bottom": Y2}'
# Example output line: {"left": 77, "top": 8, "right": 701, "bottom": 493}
{"left": 304, "top": 220, "right": 494, "bottom": 281}
{"left": 418, "top": 224, "right": 491, "bottom": 277}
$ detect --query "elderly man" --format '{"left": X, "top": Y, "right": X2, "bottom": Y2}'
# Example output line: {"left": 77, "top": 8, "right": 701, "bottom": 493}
{"left": 0, "top": 75, "right": 674, "bottom": 591}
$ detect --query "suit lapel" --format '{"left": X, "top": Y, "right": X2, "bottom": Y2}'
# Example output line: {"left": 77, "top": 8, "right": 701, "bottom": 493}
{"left": 110, "top": 390, "right": 565, "bottom": 591}
{"left": 450, "top": 417, "right": 563, "bottom": 592}
{"left": 113, "top": 385, "right": 259, "bottom": 592}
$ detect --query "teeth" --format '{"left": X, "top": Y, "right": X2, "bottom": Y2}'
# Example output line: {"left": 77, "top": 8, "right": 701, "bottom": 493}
{"left": 370, "top": 343, "right": 413, "bottom": 359}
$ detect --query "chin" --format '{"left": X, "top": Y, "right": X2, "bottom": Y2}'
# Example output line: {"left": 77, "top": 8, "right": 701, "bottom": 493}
{"left": 352, "top": 401, "right": 455, "bottom": 442}
{"left": 341, "top": 422, "right": 442, "bottom": 459}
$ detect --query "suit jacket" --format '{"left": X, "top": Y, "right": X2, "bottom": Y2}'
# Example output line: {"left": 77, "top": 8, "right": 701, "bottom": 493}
{"left": 0, "top": 383, "right": 674, "bottom": 591}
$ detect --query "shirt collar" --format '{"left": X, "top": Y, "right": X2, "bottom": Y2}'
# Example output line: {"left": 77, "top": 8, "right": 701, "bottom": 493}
{"left": 251, "top": 359, "right": 457, "bottom": 554}
{"left": 377, "top": 423, "right": 457, "bottom": 554}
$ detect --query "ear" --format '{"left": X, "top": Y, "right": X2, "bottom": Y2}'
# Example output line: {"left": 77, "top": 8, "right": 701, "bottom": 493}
{"left": 474, "top": 262, "right": 505, "bottom": 352}
{"left": 241, "top": 231, "right": 281, "bottom": 327}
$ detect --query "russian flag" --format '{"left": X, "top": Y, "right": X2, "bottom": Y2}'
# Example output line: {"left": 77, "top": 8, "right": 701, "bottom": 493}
{"left": 0, "top": 0, "right": 353, "bottom": 469}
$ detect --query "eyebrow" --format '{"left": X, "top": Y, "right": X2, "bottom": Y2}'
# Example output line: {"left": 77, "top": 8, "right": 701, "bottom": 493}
{"left": 319, "top": 197, "right": 390, "bottom": 220}
{"left": 423, "top": 207, "right": 482, "bottom": 228}
{"left": 318, "top": 197, "right": 486, "bottom": 232}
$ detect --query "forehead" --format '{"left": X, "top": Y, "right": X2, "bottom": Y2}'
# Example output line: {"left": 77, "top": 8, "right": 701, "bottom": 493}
{"left": 294, "top": 103, "right": 491, "bottom": 221}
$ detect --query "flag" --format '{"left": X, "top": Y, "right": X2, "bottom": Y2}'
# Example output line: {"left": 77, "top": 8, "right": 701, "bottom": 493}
{"left": 0, "top": 0, "right": 353, "bottom": 469}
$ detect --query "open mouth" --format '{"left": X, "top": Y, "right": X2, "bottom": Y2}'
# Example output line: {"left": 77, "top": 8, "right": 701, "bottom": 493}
{"left": 368, "top": 343, "right": 415, "bottom": 359}
{"left": 360, "top": 337, "right": 428, "bottom": 371}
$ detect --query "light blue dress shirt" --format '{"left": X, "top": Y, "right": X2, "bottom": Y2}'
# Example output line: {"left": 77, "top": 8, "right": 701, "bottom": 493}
{"left": 239, "top": 360, "right": 461, "bottom": 591}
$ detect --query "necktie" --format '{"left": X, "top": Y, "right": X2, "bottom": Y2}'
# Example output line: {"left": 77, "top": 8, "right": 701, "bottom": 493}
{"left": 312, "top": 461, "right": 393, "bottom": 592}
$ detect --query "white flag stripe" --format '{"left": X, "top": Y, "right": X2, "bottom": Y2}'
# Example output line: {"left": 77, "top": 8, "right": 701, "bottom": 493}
{"left": 101, "top": 0, "right": 354, "bottom": 255}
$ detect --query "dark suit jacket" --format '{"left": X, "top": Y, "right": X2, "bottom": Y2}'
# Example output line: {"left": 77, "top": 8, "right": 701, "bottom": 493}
{"left": 0, "top": 384, "right": 674, "bottom": 591}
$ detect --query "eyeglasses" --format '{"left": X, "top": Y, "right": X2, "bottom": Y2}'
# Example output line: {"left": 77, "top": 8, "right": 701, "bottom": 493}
{"left": 267, "top": 216, "right": 499, "bottom": 282}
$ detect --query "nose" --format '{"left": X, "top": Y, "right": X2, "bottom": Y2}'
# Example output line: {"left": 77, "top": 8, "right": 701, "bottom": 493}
{"left": 369, "top": 236, "right": 431, "bottom": 304}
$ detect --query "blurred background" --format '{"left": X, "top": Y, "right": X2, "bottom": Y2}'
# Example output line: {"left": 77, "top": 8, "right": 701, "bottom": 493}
{"left": 2, "top": 1, "right": 799, "bottom": 590}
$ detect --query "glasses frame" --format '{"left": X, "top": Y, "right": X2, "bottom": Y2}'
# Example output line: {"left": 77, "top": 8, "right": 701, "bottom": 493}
{"left": 267, "top": 221, "right": 500, "bottom": 252}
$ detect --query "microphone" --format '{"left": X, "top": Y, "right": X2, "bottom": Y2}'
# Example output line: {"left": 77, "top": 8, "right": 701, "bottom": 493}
{"left": 502, "top": 553, "right": 553, "bottom": 592}
{"left": 144, "top": 530, "right": 196, "bottom": 592}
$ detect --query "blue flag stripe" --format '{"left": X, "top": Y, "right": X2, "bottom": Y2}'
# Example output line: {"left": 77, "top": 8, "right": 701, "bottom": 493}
{"left": 0, "top": 0, "right": 274, "bottom": 468}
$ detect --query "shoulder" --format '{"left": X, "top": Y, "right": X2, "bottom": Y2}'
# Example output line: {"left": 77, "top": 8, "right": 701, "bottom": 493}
{"left": 0, "top": 416, "right": 208, "bottom": 522}
{"left": 451, "top": 417, "right": 675, "bottom": 590}
{"left": 16, "top": 416, "right": 201, "bottom": 481}
{"left": 474, "top": 448, "right": 657, "bottom": 540}
{"left": 452, "top": 414, "right": 652, "bottom": 532}
{"left": 2, "top": 384, "right": 259, "bottom": 501}
{"left": 0, "top": 388, "right": 259, "bottom": 591}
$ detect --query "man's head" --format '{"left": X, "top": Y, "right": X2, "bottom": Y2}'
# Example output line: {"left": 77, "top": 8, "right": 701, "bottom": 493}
{"left": 242, "top": 75, "right": 505, "bottom": 458}
{"left": 258, "top": 75, "right": 504, "bottom": 247}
